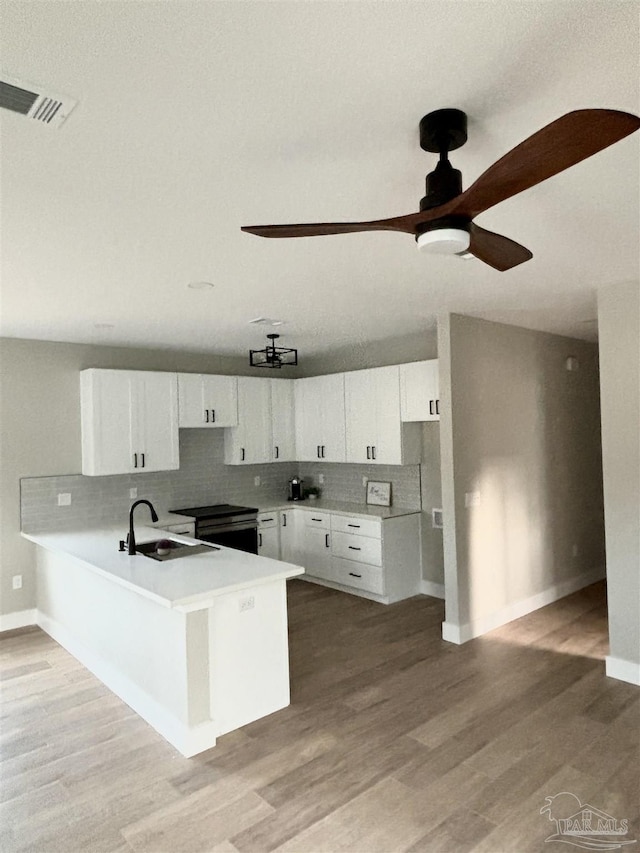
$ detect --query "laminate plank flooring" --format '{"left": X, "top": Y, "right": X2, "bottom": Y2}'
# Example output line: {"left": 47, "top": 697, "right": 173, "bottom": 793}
{"left": 1, "top": 580, "right": 638, "bottom": 853}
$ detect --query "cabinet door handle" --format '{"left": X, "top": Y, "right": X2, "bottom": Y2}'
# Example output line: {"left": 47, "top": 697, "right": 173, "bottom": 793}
{"left": 275, "top": 445, "right": 279, "bottom": 459}
{"left": 429, "top": 400, "right": 434, "bottom": 416}
{"left": 241, "top": 447, "right": 245, "bottom": 461}
{"left": 258, "top": 532, "right": 262, "bottom": 547}
{"left": 371, "top": 446, "right": 376, "bottom": 460}
{"left": 366, "top": 446, "right": 371, "bottom": 459}
{"left": 205, "top": 409, "right": 209, "bottom": 423}
{"left": 141, "top": 453, "right": 145, "bottom": 468}
{"left": 317, "top": 445, "right": 321, "bottom": 458}
{"left": 348, "top": 545, "right": 361, "bottom": 551}
{"left": 133, "top": 453, "right": 138, "bottom": 468}
{"left": 211, "top": 409, "right": 215, "bottom": 423}
{"left": 322, "top": 445, "right": 326, "bottom": 458}
{"left": 347, "top": 524, "right": 360, "bottom": 528}
{"left": 282, "top": 514, "right": 287, "bottom": 527}
{"left": 435, "top": 400, "right": 440, "bottom": 415}
{"left": 325, "top": 533, "right": 330, "bottom": 548}
{"left": 349, "top": 572, "right": 362, "bottom": 578}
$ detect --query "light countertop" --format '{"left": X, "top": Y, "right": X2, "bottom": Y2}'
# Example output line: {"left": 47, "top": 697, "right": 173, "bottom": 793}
{"left": 251, "top": 498, "right": 421, "bottom": 520}
{"left": 23, "top": 525, "right": 304, "bottom": 612}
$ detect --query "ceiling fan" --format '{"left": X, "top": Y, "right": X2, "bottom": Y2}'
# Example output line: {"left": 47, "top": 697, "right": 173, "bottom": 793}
{"left": 241, "top": 108, "right": 640, "bottom": 271}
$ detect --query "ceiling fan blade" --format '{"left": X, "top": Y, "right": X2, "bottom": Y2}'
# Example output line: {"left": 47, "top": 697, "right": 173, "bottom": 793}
{"left": 468, "top": 223, "right": 532, "bottom": 271}
{"left": 445, "top": 109, "right": 640, "bottom": 220}
{"left": 241, "top": 212, "right": 424, "bottom": 239}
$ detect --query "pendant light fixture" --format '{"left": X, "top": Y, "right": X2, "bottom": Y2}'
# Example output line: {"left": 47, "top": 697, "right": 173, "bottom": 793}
{"left": 249, "top": 334, "right": 298, "bottom": 368}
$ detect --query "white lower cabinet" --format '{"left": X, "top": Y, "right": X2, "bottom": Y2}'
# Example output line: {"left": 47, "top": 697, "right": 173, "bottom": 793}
{"left": 279, "top": 509, "right": 301, "bottom": 563}
{"left": 298, "top": 508, "right": 420, "bottom": 604}
{"left": 257, "top": 512, "right": 280, "bottom": 560}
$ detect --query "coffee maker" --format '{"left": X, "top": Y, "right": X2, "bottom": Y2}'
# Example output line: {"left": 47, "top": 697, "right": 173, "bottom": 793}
{"left": 288, "top": 477, "right": 304, "bottom": 501}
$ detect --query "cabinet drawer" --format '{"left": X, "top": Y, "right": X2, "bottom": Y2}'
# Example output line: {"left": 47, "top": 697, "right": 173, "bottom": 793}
{"left": 258, "top": 513, "right": 278, "bottom": 529}
{"left": 331, "top": 531, "right": 382, "bottom": 566}
{"left": 331, "top": 514, "right": 381, "bottom": 539}
{"left": 303, "top": 511, "right": 331, "bottom": 530}
{"left": 331, "top": 557, "right": 385, "bottom": 595}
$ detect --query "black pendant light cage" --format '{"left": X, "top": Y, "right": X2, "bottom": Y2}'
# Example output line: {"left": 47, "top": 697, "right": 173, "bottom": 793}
{"left": 249, "top": 334, "right": 298, "bottom": 369}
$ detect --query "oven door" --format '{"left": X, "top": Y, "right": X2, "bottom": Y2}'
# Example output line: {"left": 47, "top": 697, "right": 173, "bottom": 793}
{"left": 197, "top": 519, "right": 258, "bottom": 554}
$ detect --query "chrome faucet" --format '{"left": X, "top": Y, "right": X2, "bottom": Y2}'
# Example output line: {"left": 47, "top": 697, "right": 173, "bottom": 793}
{"left": 127, "top": 499, "right": 159, "bottom": 555}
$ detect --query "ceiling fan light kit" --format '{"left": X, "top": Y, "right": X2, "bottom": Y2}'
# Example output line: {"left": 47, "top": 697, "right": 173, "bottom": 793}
{"left": 242, "top": 108, "right": 640, "bottom": 272}
{"left": 416, "top": 228, "right": 470, "bottom": 255}
{"left": 249, "top": 333, "right": 298, "bottom": 369}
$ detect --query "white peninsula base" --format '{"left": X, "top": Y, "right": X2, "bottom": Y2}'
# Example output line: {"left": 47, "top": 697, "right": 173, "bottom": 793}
{"left": 27, "top": 528, "right": 304, "bottom": 757}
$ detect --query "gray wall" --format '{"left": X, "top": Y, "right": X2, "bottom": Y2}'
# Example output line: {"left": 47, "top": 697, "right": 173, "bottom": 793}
{"left": 439, "top": 314, "right": 605, "bottom": 633}
{"left": 598, "top": 282, "right": 640, "bottom": 675}
{"left": 299, "top": 329, "right": 438, "bottom": 377}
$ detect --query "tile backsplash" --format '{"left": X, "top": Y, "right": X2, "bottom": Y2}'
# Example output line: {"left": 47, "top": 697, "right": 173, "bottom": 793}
{"left": 21, "top": 429, "right": 428, "bottom": 532}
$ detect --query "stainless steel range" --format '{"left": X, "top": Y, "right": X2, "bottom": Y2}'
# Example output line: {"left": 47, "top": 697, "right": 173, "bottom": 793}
{"left": 169, "top": 503, "right": 259, "bottom": 553}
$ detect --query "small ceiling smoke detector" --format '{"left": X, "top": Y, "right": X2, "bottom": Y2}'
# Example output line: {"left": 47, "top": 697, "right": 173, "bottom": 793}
{"left": 187, "top": 281, "right": 215, "bottom": 290}
{"left": 0, "top": 74, "right": 77, "bottom": 128}
{"left": 249, "top": 317, "right": 284, "bottom": 326}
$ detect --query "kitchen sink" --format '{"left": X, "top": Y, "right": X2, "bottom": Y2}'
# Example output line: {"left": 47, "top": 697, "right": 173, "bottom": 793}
{"left": 136, "top": 539, "right": 219, "bottom": 561}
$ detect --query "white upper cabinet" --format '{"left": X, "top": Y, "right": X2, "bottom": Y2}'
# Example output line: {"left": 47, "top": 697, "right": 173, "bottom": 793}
{"left": 294, "top": 374, "right": 346, "bottom": 462}
{"left": 399, "top": 359, "right": 440, "bottom": 421}
{"left": 223, "top": 377, "right": 296, "bottom": 465}
{"left": 178, "top": 374, "right": 238, "bottom": 427}
{"left": 224, "top": 376, "right": 272, "bottom": 464}
{"left": 345, "top": 365, "right": 421, "bottom": 465}
{"left": 270, "top": 378, "right": 296, "bottom": 462}
{"left": 81, "top": 369, "right": 179, "bottom": 476}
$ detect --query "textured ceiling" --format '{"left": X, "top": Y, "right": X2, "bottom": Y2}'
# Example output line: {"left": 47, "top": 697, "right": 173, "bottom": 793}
{"left": 1, "top": 0, "right": 638, "bottom": 357}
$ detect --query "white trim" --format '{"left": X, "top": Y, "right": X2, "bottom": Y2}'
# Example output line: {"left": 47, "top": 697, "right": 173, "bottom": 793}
{"left": 0, "top": 609, "right": 37, "bottom": 632}
{"left": 419, "top": 580, "right": 445, "bottom": 599}
{"left": 441, "top": 567, "right": 606, "bottom": 645}
{"left": 606, "top": 655, "right": 640, "bottom": 686}
{"left": 37, "top": 611, "right": 217, "bottom": 757}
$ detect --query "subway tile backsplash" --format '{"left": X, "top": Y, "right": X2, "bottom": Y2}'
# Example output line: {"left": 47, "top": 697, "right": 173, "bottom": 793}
{"left": 21, "top": 430, "right": 424, "bottom": 532}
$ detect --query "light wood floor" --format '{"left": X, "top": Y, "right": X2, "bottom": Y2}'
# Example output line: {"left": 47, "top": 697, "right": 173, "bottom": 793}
{"left": 1, "top": 580, "right": 638, "bottom": 853}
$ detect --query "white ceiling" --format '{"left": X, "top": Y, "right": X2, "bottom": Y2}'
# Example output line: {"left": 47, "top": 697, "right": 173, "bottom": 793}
{"left": 1, "top": 1, "right": 638, "bottom": 358}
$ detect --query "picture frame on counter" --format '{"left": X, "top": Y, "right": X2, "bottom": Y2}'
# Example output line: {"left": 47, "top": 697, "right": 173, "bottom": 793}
{"left": 366, "top": 480, "right": 392, "bottom": 507}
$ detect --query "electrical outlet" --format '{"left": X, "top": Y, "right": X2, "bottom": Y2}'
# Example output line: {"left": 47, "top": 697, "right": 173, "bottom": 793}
{"left": 57, "top": 493, "right": 71, "bottom": 506}
{"left": 239, "top": 595, "right": 255, "bottom": 612}
{"left": 465, "top": 491, "right": 481, "bottom": 508}
{"left": 254, "top": 476, "right": 261, "bottom": 487}
{"left": 318, "top": 473, "right": 324, "bottom": 484}
{"left": 129, "top": 487, "right": 138, "bottom": 499}
{"left": 362, "top": 476, "right": 368, "bottom": 487}
{"left": 12, "top": 575, "right": 22, "bottom": 590}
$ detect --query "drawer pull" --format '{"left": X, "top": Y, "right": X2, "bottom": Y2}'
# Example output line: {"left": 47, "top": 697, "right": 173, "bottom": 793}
{"left": 349, "top": 572, "right": 362, "bottom": 578}
{"left": 325, "top": 533, "right": 330, "bottom": 548}
{"left": 311, "top": 517, "right": 322, "bottom": 522}
{"left": 347, "top": 523, "right": 360, "bottom": 528}
{"left": 348, "top": 546, "right": 361, "bottom": 551}
{"left": 262, "top": 517, "right": 274, "bottom": 522}
{"left": 258, "top": 532, "right": 262, "bottom": 547}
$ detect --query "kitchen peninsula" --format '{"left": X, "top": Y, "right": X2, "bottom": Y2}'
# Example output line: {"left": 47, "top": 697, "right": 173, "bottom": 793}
{"left": 22, "top": 525, "right": 304, "bottom": 757}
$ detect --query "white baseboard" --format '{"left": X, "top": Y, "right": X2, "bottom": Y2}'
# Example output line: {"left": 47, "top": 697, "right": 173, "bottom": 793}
{"left": 441, "top": 567, "right": 606, "bottom": 645}
{"left": 0, "top": 609, "right": 37, "bottom": 632}
{"left": 37, "top": 611, "right": 217, "bottom": 757}
{"left": 419, "top": 580, "right": 445, "bottom": 599}
{"left": 606, "top": 655, "right": 640, "bottom": 686}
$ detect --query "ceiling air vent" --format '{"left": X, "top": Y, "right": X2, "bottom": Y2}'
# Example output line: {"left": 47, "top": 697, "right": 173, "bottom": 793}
{"left": 0, "top": 75, "right": 77, "bottom": 128}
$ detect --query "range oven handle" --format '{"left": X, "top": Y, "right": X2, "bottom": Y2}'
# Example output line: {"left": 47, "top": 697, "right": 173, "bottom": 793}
{"left": 197, "top": 520, "right": 258, "bottom": 536}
